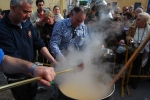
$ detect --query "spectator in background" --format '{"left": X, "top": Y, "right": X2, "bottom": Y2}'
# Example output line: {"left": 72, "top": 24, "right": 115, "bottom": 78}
{"left": 113, "top": 7, "right": 121, "bottom": 20}
{"left": 63, "top": 9, "right": 67, "bottom": 18}
{"left": 84, "top": 6, "right": 97, "bottom": 24}
{"left": 134, "top": 7, "right": 143, "bottom": 19}
{"left": 129, "top": 5, "right": 135, "bottom": 18}
{"left": 90, "top": 0, "right": 95, "bottom": 9}
{"left": 114, "top": 7, "right": 121, "bottom": 14}
{"left": 84, "top": 6, "right": 97, "bottom": 36}
{"left": 129, "top": 5, "right": 134, "bottom": 13}
{"left": 30, "top": 0, "right": 45, "bottom": 63}
{"left": 120, "top": 6, "right": 130, "bottom": 19}
{"left": 53, "top": 5, "right": 64, "bottom": 22}
{"left": 30, "top": 0, "right": 45, "bottom": 35}
{"left": 40, "top": 11, "right": 55, "bottom": 50}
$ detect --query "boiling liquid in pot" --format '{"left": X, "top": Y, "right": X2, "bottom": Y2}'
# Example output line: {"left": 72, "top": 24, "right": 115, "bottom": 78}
{"left": 59, "top": 81, "right": 111, "bottom": 100}
{"left": 57, "top": 67, "right": 113, "bottom": 100}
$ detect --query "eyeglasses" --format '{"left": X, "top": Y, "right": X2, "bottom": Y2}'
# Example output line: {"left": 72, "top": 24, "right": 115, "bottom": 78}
{"left": 124, "top": 9, "right": 129, "bottom": 11}
{"left": 136, "top": 18, "right": 142, "bottom": 21}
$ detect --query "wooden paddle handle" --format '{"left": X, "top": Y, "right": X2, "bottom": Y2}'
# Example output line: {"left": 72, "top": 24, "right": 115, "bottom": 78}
{"left": 0, "top": 68, "right": 74, "bottom": 92}
{"left": 110, "top": 32, "right": 150, "bottom": 87}
{"left": 0, "top": 77, "right": 42, "bottom": 92}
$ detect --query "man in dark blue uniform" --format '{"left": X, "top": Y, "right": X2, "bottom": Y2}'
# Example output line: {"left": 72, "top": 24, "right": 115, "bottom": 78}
{"left": 0, "top": 0, "right": 58, "bottom": 100}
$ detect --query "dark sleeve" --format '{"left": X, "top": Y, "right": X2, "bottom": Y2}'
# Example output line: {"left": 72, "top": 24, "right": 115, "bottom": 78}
{"left": 40, "top": 25, "right": 47, "bottom": 39}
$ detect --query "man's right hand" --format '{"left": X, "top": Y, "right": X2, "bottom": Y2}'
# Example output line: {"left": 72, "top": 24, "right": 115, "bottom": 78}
{"left": 33, "top": 66, "right": 56, "bottom": 86}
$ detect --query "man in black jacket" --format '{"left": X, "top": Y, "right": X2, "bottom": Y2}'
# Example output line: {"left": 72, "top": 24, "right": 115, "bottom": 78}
{"left": 0, "top": 0, "right": 58, "bottom": 100}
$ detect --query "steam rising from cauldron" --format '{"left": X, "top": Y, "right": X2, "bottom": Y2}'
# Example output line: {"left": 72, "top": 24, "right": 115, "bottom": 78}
{"left": 53, "top": 1, "right": 124, "bottom": 99}
{"left": 54, "top": 28, "right": 116, "bottom": 99}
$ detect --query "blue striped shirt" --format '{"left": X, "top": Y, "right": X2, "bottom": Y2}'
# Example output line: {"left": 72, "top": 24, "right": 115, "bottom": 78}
{"left": 50, "top": 18, "right": 89, "bottom": 57}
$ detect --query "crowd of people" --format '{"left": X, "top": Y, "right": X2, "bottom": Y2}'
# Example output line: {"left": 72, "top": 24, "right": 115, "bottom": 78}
{"left": 0, "top": 0, "right": 150, "bottom": 100}
{"left": 86, "top": 2, "right": 150, "bottom": 90}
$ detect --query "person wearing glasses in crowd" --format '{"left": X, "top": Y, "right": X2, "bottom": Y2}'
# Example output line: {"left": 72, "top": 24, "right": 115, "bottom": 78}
{"left": 126, "top": 12, "right": 150, "bottom": 89}
{"left": 0, "top": 0, "right": 58, "bottom": 100}
{"left": 53, "top": 5, "right": 64, "bottom": 22}
{"left": 120, "top": 6, "right": 130, "bottom": 19}
{"left": 0, "top": 49, "right": 56, "bottom": 86}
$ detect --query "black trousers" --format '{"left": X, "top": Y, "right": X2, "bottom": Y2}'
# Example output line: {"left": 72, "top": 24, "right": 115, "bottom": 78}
{"left": 8, "top": 77, "right": 38, "bottom": 100}
{"left": 130, "top": 53, "right": 150, "bottom": 84}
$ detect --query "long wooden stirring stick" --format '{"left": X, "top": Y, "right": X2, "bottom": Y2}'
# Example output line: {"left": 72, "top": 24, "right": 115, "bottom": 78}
{"left": 0, "top": 68, "right": 74, "bottom": 92}
{"left": 110, "top": 32, "right": 150, "bottom": 87}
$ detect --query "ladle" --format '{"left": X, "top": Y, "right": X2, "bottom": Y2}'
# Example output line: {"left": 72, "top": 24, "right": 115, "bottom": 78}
{"left": 0, "top": 62, "right": 84, "bottom": 92}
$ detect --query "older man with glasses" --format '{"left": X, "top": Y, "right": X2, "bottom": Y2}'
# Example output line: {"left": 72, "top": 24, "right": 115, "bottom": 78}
{"left": 126, "top": 12, "right": 150, "bottom": 89}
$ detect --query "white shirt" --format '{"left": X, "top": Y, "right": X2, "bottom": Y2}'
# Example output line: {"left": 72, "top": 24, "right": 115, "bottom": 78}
{"left": 54, "top": 14, "right": 64, "bottom": 22}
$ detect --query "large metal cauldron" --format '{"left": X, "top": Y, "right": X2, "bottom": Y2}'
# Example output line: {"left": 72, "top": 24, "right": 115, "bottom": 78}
{"left": 58, "top": 84, "right": 115, "bottom": 100}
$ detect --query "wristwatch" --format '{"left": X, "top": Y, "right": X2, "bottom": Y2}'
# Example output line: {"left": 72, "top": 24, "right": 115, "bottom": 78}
{"left": 30, "top": 62, "right": 43, "bottom": 75}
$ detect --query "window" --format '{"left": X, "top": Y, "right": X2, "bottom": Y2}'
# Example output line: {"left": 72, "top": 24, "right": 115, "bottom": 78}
{"left": 134, "top": 2, "right": 141, "bottom": 10}
{"left": 112, "top": 2, "right": 117, "bottom": 9}
{"left": 79, "top": 0, "right": 88, "bottom": 6}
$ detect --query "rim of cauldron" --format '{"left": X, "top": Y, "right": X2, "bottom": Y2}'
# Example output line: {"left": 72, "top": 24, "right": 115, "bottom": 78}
{"left": 101, "top": 84, "right": 115, "bottom": 100}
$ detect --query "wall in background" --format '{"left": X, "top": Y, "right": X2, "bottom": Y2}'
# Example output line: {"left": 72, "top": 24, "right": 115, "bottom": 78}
{"left": 0, "top": 0, "right": 68, "bottom": 15}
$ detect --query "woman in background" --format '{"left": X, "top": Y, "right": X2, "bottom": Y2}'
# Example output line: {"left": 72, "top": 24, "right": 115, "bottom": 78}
{"left": 53, "top": 5, "right": 64, "bottom": 22}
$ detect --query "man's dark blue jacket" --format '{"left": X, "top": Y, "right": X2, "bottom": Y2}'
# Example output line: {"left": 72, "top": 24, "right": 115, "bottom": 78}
{"left": 0, "top": 11, "right": 45, "bottom": 78}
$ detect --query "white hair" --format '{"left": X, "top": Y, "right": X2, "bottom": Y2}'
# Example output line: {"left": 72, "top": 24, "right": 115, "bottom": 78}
{"left": 138, "top": 12, "right": 150, "bottom": 24}
{"left": 135, "top": 8, "right": 143, "bottom": 13}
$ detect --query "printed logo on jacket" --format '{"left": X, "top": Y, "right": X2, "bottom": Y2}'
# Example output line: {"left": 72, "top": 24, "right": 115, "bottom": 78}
{"left": 28, "top": 30, "right": 32, "bottom": 38}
